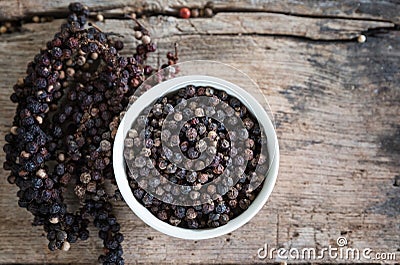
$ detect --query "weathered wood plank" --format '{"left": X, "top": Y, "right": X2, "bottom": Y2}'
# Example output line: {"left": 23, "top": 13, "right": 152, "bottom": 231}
{"left": 0, "top": 0, "right": 399, "bottom": 24}
{"left": 141, "top": 13, "right": 394, "bottom": 40}
{"left": 20, "top": 13, "right": 395, "bottom": 42}
{"left": 0, "top": 15, "right": 399, "bottom": 265}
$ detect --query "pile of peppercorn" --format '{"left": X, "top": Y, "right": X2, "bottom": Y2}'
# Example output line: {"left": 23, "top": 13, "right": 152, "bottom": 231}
{"left": 3, "top": 3, "right": 178, "bottom": 265}
{"left": 125, "top": 85, "right": 268, "bottom": 229}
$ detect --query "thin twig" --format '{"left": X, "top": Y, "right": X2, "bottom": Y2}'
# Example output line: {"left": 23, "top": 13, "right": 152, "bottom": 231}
{"left": 88, "top": 22, "right": 103, "bottom": 32}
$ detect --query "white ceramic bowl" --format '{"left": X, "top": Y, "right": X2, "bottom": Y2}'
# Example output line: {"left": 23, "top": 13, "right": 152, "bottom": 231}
{"left": 113, "top": 75, "right": 279, "bottom": 240}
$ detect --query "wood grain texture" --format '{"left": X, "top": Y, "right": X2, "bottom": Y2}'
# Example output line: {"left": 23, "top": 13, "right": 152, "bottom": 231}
{"left": 19, "top": 12, "right": 395, "bottom": 42}
{"left": 0, "top": 1, "right": 399, "bottom": 264}
{"left": 141, "top": 13, "right": 394, "bottom": 40}
{"left": 0, "top": 0, "right": 400, "bottom": 24}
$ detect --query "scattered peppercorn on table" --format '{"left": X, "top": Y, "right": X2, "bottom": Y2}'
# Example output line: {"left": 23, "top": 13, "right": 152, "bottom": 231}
{"left": 0, "top": 0, "right": 399, "bottom": 264}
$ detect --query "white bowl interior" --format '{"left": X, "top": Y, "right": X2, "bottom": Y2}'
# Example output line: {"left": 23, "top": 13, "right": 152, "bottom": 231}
{"left": 113, "top": 75, "right": 279, "bottom": 240}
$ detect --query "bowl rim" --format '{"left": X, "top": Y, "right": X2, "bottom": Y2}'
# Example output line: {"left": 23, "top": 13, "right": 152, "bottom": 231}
{"left": 113, "top": 75, "right": 279, "bottom": 240}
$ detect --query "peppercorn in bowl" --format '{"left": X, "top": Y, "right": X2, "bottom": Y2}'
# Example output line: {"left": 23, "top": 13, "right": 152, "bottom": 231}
{"left": 113, "top": 62, "right": 279, "bottom": 239}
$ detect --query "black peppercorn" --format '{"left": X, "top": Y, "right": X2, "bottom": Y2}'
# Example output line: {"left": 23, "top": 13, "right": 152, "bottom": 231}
{"left": 3, "top": 3, "right": 179, "bottom": 264}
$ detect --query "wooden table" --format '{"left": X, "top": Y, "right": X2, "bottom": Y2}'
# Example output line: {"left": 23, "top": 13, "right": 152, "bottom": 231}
{"left": 0, "top": 1, "right": 399, "bottom": 264}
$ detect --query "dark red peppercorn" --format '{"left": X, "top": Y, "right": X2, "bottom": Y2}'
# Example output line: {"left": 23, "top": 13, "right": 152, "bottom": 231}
{"left": 114, "top": 40, "right": 124, "bottom": 50}
{"left": 179, "top": 7, "right": 191, "bottom": 19}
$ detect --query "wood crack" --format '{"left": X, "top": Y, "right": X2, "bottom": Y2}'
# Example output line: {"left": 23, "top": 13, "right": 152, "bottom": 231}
{"left": 2, "top": 2, "right": 397, "bottom": 42}
{"left": 16, "top": 14, "right": 398, "bottom": 44}
{"left": 1, "top": 5, "right": 399, "bottom": 25}
{"left": 128, "top": 12, "right": 397, "bottom": 42}
{"left": 37, "top": 9, "right": 400, "bottom": 28}
{"left": 213, "top": 8, "right": 398, "bottom": 24}
{"left": 156, "top": 25, "right": 399, "bottom": 43}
